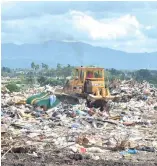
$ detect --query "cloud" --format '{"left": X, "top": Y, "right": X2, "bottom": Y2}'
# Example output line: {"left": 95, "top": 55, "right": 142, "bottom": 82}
{"left": 2, "top": 1, "right": 157, "bottom": 20}
{"left": 71, "top": 11, "right": 144, "bottom": 40}
{"left": 143, "top": 26, "right": 157, "bottom": 39}
{"left": 2, "top": 13, "right": 76, "bottom": 44}
{"left": 145, "top": 25, "right": 154, "bottom": 30}
{"left": 88, "top": 38, "right": 157, "bottom": 53}
{"left": 1, "top": 2, "right": 157, "bottom": 53}
{"left": 114, "top": 38, "right": 157, "bottom": 53}
{"left": 2, "top": 11, "right": 144, "bottom": 44}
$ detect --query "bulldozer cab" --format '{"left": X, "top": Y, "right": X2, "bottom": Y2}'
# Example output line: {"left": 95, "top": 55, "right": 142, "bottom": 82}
{"left": 74, "top": 67, "right": 104, "bottom": 82}
{"left": 69, "top": 67, "right": 106, "bottom": 95}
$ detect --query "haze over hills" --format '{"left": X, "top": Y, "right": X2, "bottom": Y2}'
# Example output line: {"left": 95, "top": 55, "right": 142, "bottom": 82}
{"left": 1, "top": 40, "right": 157, "bottom": 70}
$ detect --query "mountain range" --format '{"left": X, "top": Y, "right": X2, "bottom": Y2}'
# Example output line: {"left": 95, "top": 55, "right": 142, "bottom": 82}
{"left": 2, "top": 40, "right": 157, "bottom": 70}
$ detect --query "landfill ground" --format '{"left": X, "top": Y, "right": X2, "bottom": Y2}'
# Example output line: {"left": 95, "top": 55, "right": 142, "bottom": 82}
{"left": 1, "top": 152, "right": 157, "bottom": 166}
{"left": 1, "top": 80, "right": 157, "bottom": 166}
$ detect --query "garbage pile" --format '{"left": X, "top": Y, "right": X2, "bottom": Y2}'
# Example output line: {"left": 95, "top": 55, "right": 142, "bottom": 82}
{"left": 1, "top": 80, "right": 157, "bottom": 164}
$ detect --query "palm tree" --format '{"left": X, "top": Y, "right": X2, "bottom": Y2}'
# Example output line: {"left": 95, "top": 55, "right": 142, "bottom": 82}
{"left": 56, "top": 63, "right": 62, "bottom": 78}
{"left": 45, "top": 64, "right": 49, "bottom": 70}
{"left": 41, "top": 63, "right": 47, "bottom": 69}
{"left": 35, "top": 64, "right": 40, "bottom": 71}
{"left": 31, "top": 62, "right": 35, "bottom": 71}
{"left": 34, "top": 64, "right": 40, "bottom": 79}
{"left": 41, "top": 63, "right": 45, "bottom": 69}
{"left": 30, "top": 62, "right": 37, "bottom": 84}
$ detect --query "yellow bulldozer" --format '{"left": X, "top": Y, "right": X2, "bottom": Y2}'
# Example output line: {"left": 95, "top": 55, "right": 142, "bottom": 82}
{"left": 61, "top": 66, "right": 115, "bottom": 101}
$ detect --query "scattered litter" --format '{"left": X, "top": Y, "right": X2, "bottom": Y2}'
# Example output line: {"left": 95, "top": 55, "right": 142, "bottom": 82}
{"left": 1, "top": 79, "right": 157, "bottom": 163}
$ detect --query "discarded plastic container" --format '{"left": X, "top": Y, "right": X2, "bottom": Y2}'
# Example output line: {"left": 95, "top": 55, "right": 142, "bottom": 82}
{"left": 75, "top": 110, "right": 87, "bottom": 116}
{"left": 143, "top": 95, "right": 148, "bottom": 100}
{"left": 127, "top": 149, "right": 137, "bottom": 154}
{"left": 120, "top": 149, "right": 137, "bottom": 155}
{"left": 71, "top": 123, "right": 80, "bottom": 129}
{"left": 79, "top": 147, "right": 86, "bottom": 153}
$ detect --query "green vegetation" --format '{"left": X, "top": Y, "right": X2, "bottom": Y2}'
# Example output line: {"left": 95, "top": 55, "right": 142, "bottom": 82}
{"left": 133, "top": 69, "right": 157, "bottom": 85}
{"left": 37, "top": 76, "right": 65, "bottom": 86}
{"left": 6, "top": 82, "right": 20, "bottom": 92}
{"left": 2, "top": 63, "right": 157, "bottom": 90}
{"left": 37, "top": 76, "right": 62, "bottom": 86}
{"left": 1, "top": 67, "right": 11, "bottom": 73}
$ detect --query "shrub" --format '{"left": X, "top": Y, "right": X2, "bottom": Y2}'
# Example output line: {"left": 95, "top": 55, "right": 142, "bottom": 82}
{"left": 6, "top": 83, "right": 20, "bottom": 92}
{"left": 37, "top": 76, "right": 46, "bottom": 86}
{"left": 37, "top": 76, "right": 65, "bottom": 86}
{"left": 15, "top": 80, "right": 22, "bottom": 84}
{"left": 44, "top": 78, "right": 65, "bottom": 86}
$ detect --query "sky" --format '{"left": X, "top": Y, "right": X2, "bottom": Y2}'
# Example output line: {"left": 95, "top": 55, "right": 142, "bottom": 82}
{"left": 1, "top": 1, "right": 157, "bottom": 53}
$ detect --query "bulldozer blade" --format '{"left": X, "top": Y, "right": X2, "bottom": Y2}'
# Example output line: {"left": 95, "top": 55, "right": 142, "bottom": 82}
{"left": 55, "top": 93, "right": 80, "bottom": 105}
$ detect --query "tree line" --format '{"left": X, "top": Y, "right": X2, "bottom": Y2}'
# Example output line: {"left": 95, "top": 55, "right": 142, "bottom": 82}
{"left": 2, "top": 63, "right": 157, "bottom": 89}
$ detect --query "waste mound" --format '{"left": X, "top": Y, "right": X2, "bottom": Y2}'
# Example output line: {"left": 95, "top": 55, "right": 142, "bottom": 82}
{"left": 1, "top": 79, "right": 157, "bottom": 165}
